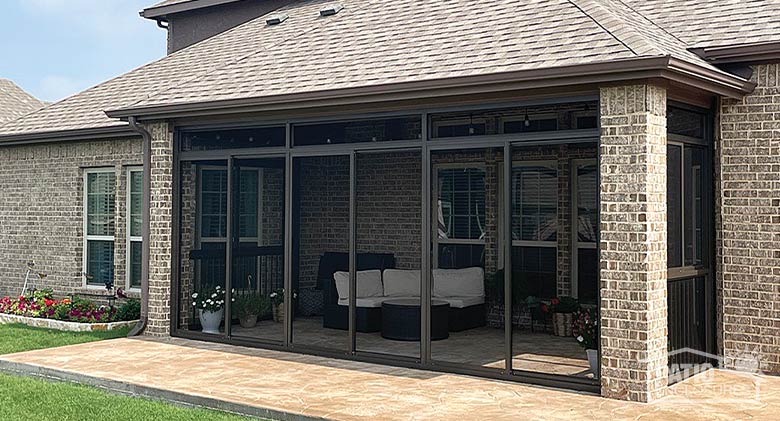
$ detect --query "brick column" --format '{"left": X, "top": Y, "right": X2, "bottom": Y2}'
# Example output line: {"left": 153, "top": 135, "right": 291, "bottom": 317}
{"left": 718, "top": 63, "right": 780, "bottom": 374}
{"left": 599, "top": 84, "right": 668, "bottom": 402}
{"left": 145, "top": 121, "right": 174, "bottom": 336}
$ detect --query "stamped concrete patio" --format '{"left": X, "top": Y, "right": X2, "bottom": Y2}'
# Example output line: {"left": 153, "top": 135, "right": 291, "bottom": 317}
{"left": 0, "top": 337, "right": 777, "bottom": 420}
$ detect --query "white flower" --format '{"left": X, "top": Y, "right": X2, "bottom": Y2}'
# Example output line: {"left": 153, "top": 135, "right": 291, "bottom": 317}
{"left": 192, "top": 302, "right": 197, "bottom": 306}
{"left": 231, "top": 298, "right": 235, "bottom": 302}
{"left": 215, "top": 286, "right": 221, "bottom": 290}
{"left": 211, "top": 293, "right": 217, "bottom": 298}
{"left": 202, "top": 302, "right": 207, "bottom": 308}
{"left": 270, "top": 293, "right": 277, "bottom": 298}
{"left": 231, "top": 289, "right": 235, "bottom": 293}
{"left": 577, "top": 336, "right": 584, "bottom": 342}
{"left": 207, "top": 299, "right": 213, "bottom": 304}
{"left": 192, "top": 293, "right": 198, "bottom": 298}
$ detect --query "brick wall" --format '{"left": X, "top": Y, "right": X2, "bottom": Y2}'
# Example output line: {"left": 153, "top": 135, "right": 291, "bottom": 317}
{"left": 717, "top": 62, "right": 780, "bottom": 375}
{"left": 0, "top": 137, "right": 143, "bottom": 299}
{"left": 146, "top": 121, "right": 174, "bottom": 336}
{"left": 599, "top": 84, "right": 668, "bottom": 402}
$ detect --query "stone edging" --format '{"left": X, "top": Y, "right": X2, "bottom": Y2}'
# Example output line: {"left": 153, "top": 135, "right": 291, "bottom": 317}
{"left": 0, "top": 360, "right": 325, "bottom": 421}
{"left": 0, "top": 313, "right": 138, "bottom": 332}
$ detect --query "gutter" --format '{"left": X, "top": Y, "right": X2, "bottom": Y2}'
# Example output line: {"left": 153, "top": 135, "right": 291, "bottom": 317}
{"left": 106, "top": 55, "right": 755, "bottom": 121}
{"left": 126, "top": 117, "right": 152, "bottom": 337}
{"left": 689, "top": 41, "right": 780, "bottom": 65}
{"left": 0, "top": 125, "right": 136, "bottom": 147}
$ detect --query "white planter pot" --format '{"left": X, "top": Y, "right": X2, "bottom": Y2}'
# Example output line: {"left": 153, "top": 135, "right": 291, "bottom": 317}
{"left": 199, "top": 308, "right": 224, "bottom": 334}
{"left": 586, "top": 349, "right": 599, "bottom": 377}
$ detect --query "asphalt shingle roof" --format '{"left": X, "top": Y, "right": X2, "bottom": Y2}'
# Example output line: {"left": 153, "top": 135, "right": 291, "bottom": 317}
{"left": 0, "top": 79, "right": 47, "bottom": 125}
{"left": 623, "top": 0, "right": 780, "bottom": 49}
{"left": 2, "top": 0, "right": 777, "bottom": 141}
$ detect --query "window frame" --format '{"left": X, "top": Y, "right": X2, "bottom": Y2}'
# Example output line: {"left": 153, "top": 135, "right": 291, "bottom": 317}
{"left": 432, "top": 163, "right": 487, "bottom": 268}
{"left": 430, "top": 117, "right": 489, "bottom": 139}
{"left": 570, "top": 158, "right": 598, "bottom": 300}
{"left": 498, "top": 113, "right": 559, "bottom": 134}
{"left": 82, "top": 167, "right": 117, "bottom": 289}
{"left": 126, "top": 167, "right": 143, "bottom": 291}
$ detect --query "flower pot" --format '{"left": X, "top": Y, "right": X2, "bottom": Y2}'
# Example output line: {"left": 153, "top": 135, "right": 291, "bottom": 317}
{"left": 199, "top": 308, "right": 223, "bottom": 334}
{"left": 239, "top": 314, "right": 258, "bottom": 328}
{"left": 586, "top": 349, "right": 599, "bottom": 377}
{"left": 272, "top": 303, "right": 284, "bottom": 324}
{"left": 552, "top": 312, "right": 573, "bottom": 337}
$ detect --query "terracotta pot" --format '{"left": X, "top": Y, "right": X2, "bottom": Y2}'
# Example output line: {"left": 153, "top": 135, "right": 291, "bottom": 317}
{"left": 272, "top": 303, "right": 284, "bottom": 323}
{"left": 239, "top": 314, "right": 258, "bottom": 328}
{"left": 552, "top": 312, "right": 573, "bottom": 337}
{"left": 199, "top": 308, "right": 223, "bottom": 334}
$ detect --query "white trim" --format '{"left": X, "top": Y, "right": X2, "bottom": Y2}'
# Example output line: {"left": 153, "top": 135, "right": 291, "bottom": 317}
{"left": 570, "top": 158, "right": 598, "bottom": 299}
{"left": 126, "top": 166, "right": 143, "bottom": 291}
{"left": 83, "top": 167, "right": 117, "bottom": 289}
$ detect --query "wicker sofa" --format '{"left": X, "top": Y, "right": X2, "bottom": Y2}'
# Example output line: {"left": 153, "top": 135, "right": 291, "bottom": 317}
{"left": 323, "top": 260, "right": 486, "bottom": 333}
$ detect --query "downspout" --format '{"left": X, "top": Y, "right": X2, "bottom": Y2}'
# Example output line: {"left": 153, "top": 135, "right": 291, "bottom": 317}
{"left": 127, "top": 117, "right": 152, "bottom": 337}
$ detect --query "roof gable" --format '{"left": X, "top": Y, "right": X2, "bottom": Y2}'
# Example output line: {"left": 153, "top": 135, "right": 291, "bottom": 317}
{"left": 0, "top": 80, "right": 47, "bottom": 125}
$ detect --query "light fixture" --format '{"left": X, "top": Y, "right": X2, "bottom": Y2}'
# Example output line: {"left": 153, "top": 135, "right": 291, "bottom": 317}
{"left": 326, "top": 138, "right": 332, "bottom": 144}
{"left": 524, "top": 109, "right": 531, "bottom": 127}
{"left": 468, "top": 114, "right": 475, "bottom": 135}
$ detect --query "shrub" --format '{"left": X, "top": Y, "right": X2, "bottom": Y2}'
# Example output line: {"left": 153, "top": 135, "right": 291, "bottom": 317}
{"left": 115, "top": 299, "right": 141, "bottom": 321}
{"left": 233, "top": 293, "right": 271, "bottom": 319}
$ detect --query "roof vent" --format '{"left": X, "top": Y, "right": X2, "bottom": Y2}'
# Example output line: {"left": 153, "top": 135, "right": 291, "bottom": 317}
{"left": 320, "top": 3, "right": 344, "bottom": 17}
{"left": 266, "top": 14, "right": 288, "bottom": 25}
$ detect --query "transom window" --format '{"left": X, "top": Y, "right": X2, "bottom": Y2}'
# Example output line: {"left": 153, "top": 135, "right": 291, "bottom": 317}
{"left": 84, "top": 169, "right": 116, "bottom": 287}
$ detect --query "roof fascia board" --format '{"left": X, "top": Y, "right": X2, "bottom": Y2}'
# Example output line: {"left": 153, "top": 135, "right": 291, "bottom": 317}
{"left": 0, "top": 125, "right": 137, "bottom": 147}
{"left": 689, "top": 41, "right": 780, "bottom": 65}
{"left": 107, "top": 55, "right": 752, "bottom": 121}
{"left": 141, "top": 0, "right": 243, "bottom": 19}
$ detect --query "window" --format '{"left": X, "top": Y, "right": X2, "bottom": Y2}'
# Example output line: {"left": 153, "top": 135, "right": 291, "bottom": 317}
{"left": 668, "top": 144, "right": 705, "bottom": 268}
{"left": 293, "top": 116, "right": 421, "bottom": 146}
{"left": 432, "top": 118, "right": 488, "bottom": 138}
{"left": 84, "top": 169, "right": 116, "bottom": 287}
{"left": 435, "top": 166, "right": 486, "bottom": 268}
{"left": 502, "top": 116, "right": 558, "bottom": 134}
{"left": 511, "top": 163, "right": 558, "bottom": 298}
{"left": 197, "top": 167, "right": 262, "bottom": 285}
{"left": 127, "top": 168, "right": 143, "bottom": 289}
{"left": 181, "top": 126, "right": 286, "bottom": 151}
{"left": 572, "top": 161, "right": 597, "bottom": 303}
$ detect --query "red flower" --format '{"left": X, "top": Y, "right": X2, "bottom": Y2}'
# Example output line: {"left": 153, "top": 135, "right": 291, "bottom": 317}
{"left": 551, "top": 297, "right": 560, "bottom": 306}
{"left": 541, "top": 303, "right": 549, "bottom": 313}
{"left": 44, "top": 299, "right": 55, "bottom": 307}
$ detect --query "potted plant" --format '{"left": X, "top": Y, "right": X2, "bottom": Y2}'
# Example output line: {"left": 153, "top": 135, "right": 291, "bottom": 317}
{"left": 269, "top": 288, "right": 296, "bottom": 323}
{"left": 572, "top": 307, "right": 599, "bottom": 376}
{"left": 549, "top": 296, "right": 579, "bottom": 337}
{"left": 192, "top": 285, "right": 227, "bottom": 334}
{"left": 234, "top": 292, "right": 271, "bottom": 328}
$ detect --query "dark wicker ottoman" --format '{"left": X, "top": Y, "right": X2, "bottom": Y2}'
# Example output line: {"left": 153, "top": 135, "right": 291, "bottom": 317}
{"left": 381, "top": 299, "right": 449, "bottom": 341}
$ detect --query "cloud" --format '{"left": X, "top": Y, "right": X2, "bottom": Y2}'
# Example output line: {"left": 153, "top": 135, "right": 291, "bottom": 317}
{"left": 37, "top": 75, "right": 88, "bottom": 102}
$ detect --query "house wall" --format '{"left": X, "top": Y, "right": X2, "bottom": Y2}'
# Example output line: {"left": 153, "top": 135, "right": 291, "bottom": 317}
{"left": 717, "top": 62, "right": 780, "bottom": 375}
{"left": 0, "top": 137, "right": 143, "bottom": 300}
{"left": 166, "top": 0, "right": 297, "bottom": 53}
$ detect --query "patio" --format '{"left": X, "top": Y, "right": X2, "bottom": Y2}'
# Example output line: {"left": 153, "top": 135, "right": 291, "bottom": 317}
{"left": 0, "top": 337, "right": 775, "bottom": 420}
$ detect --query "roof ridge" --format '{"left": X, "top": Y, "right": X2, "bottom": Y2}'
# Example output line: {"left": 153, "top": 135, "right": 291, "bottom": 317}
{"left": 610, "top": 0, "right": 689, "bottom": 47}
{"left": 568, "top": 0, "right": 666, "bottom": 56}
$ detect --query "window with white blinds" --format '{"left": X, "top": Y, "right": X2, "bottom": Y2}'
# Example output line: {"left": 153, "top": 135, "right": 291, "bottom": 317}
{"left": 435, "top": 166, "right": 486, "bottom": 268}
{"left": 84, "top": 169, "right": 116, "bottom": 287}
{"left": 512, "top": 164, "right": 558, "bottom": 244}
{"left": 128, "top": 169, "right": 143, "bottom": 289}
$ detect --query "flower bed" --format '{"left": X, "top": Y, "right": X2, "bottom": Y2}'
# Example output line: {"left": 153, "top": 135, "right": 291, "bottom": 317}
{"left": 0, "top": 289, "right": 140, "bottom": 331}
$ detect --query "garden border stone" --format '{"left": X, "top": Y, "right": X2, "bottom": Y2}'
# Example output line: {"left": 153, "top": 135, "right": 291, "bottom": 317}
{"left": 0, "top": 313, "right": 138, "bottom": 332}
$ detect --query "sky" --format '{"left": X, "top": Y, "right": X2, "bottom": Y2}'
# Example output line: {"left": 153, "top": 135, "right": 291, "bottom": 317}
{"left": 0, "top": 0, "right": 166, "bottom": 103}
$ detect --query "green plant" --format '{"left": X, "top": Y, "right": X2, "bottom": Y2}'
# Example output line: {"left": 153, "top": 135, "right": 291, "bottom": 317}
{"left": 233, "top": 293, "right": 271, "bottom": 319}
{"left": 550, "top": 296, "right": 579, "bottom": 313}
{"left": 192, "top": 286, "right": 227, "bottom": 312}
{"left": 572, "top": 307, "right": 598, "bottom": 349}
{"left": 115, "top": 299, "right": 141, "bottom": 321}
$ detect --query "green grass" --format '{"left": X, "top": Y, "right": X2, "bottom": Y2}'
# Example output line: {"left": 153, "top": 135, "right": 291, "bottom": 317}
{"left": 0, "top": 323, "right": 131, "bottom": 355}
{"left": 0, "top": 373, "right": 250, "bottom": 420}
{"left": 0, "top": 324, "right": 253, "bottom": 420}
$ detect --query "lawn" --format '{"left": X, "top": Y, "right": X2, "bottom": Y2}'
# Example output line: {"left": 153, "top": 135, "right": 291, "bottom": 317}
{"left": 0, "top": 323, "right": 252, "bottom": 420}
{"left": 0, "top": 323, "right": 131, "bottom": 355}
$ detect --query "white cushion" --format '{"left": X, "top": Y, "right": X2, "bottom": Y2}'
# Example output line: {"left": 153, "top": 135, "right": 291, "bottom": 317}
{"left": 432, "top": 267, "right": 485, "bottom": 298}
{"left": 333, "top": 270, "right": 383, "bottom": 300}
{"left": 437, "top": 296, "right": 485, "bottom": 309}
{"left": 337, "top": 296, "right": 419, "bottom": 308}
{"left": 383, "top": 269, "right": 421, "bottom": 297}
